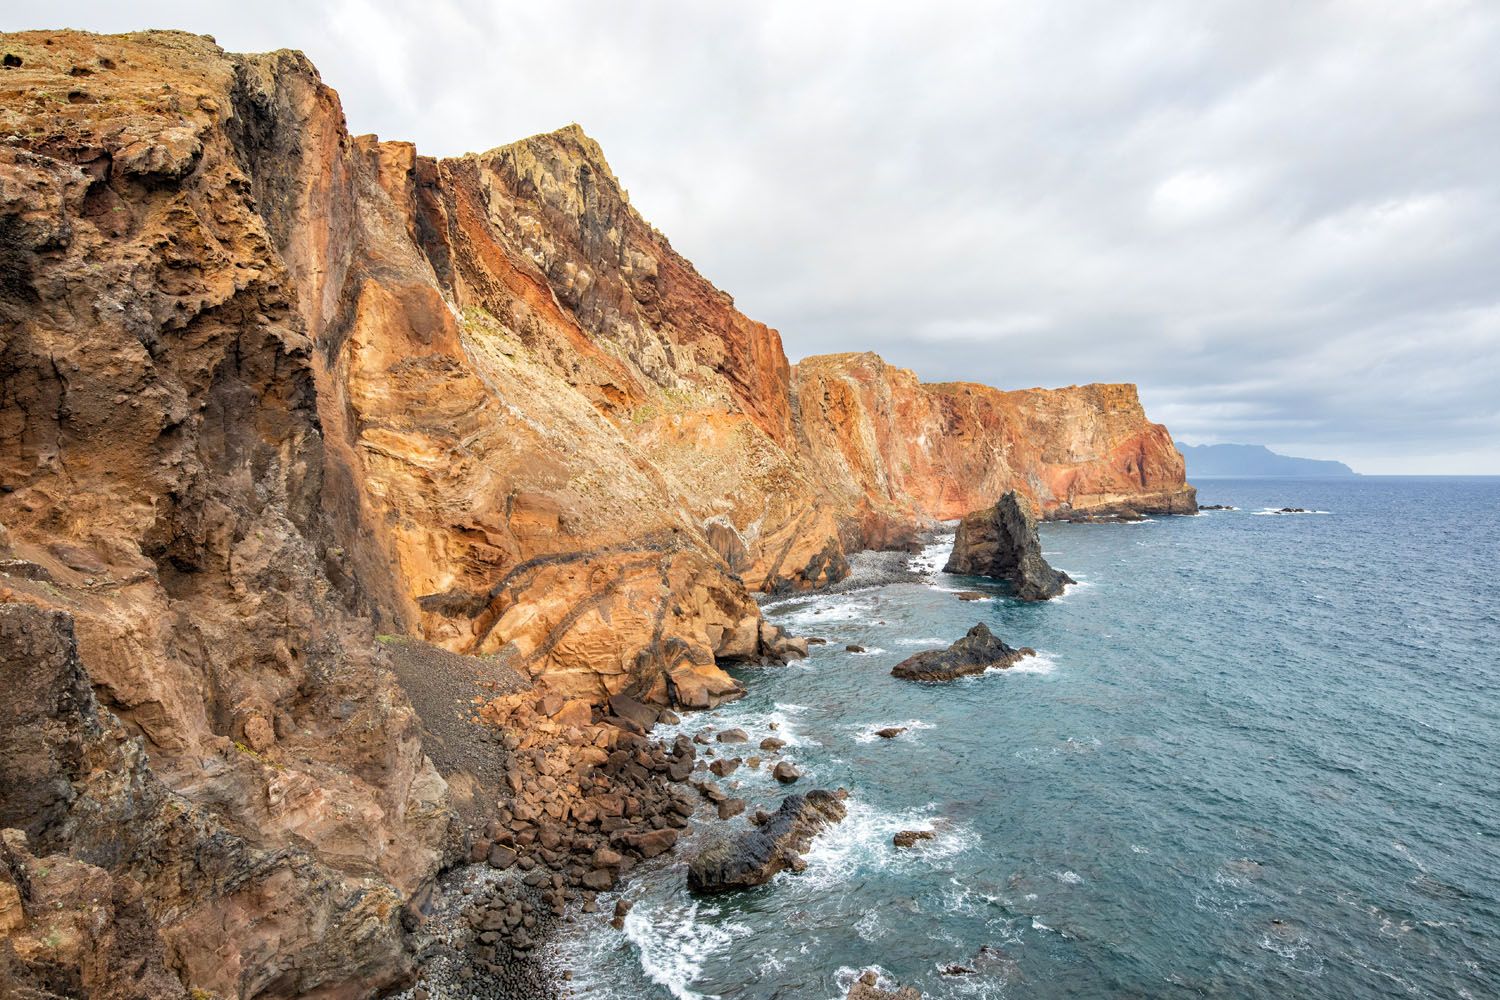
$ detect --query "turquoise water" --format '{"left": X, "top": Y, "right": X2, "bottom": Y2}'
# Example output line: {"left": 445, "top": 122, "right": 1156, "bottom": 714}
{"left": 558, "top": 478, "right": 1500, "bottom": 999}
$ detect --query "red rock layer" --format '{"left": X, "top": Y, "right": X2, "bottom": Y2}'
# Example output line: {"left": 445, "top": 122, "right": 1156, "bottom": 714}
{"left": 794, "top": 352, "right": 1196, "bottom": 528}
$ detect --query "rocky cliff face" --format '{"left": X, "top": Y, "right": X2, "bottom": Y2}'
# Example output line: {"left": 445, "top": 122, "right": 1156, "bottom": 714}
{"left": 794, "top": 352, "right": 1197, "bottom": 529}
{"left": 0, "top": 28, "right": 1194, "bottom": 997}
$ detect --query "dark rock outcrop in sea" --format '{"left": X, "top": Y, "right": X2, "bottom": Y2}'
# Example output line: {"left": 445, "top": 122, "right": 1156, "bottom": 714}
{"left": 847, "top": 969, "right": 923, "bottom": 1000}
{"left": 687, "top": 789, "right": 848, "bottom": 893}
{"left": 891, "top": 623, "right": 1035, "bottom": 682}
{"left": 944, "top": 492, "right": 1074, "bottom": 600}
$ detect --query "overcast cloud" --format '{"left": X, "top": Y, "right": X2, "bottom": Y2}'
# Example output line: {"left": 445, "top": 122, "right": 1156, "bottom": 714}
{"left": 10, "top": 1, "right": 1499, "bottom": 473}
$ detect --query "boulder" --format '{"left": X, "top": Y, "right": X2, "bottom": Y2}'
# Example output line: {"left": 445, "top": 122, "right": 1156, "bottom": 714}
{"left": 716, "top": 728, "right": 749, "bottom": 744}
{"left": 892, "top": 829, "right": 935, "bottom": 848}
{"left": 874, "top": 727, "right": 906, "bottom": 739}
{"left": 687, "top": 789, "right": 848, "bottom": 893}
{"left": 943, "top": 491, "right": 1073, "bottom": 601}
{"left": 847, "top": 969, "right": 922, "bottom": 1000}
{"left": 621, "top": 828, "right": 678, "bottom": 859}
{"left": 608, "top": 694, "right": 660, "bottom": 731}
{"left": 772, "top": 761, "right": 802, "bottom": 784}
{"left": 891, "top": 623, "right": 1034, "bottom": 682}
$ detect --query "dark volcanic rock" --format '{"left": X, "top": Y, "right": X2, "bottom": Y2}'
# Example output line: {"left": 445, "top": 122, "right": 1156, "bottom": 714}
{"left": 687, "top": 789, "right": 848, "bottom": 893}
{"left": 943, "top": 491, "right": 1073, "bottom": 601}
{"left": 890, "top": 623, "right": 1034, "bottom": 682}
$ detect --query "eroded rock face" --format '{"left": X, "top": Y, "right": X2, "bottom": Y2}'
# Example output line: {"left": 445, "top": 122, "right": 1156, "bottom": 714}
{"left": 944, "top": 492, "right": 1074, "bottom": 601}
{"left": 687, "top": 789, "right": 848, "bottom": 893}
{"left": 0, "top": 26, "right": 1197, "bottom": 996}
{"left": 890, "top": 623, "right": 1035, "bottom": 682}
{"left": 0, "top": 605, "right": 420, "bottom": 999}
{"left": 0, "top": 829, "right": 188, "bottom": 1000}
{"left": 794, "top": 353, "right": 1198, "bottom": 530}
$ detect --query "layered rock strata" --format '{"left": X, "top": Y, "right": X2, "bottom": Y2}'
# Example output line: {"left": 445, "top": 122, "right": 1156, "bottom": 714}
{"left": 0, "top": 27, "right": 1196, "bottom": 997}
{"left": 794, "top": 353, "right": 1197, "bottom": 526}
{"left": 890, "top": 622, "right": 1035, "bottom": 682}
{"left": 944, "top": 492, "right": 1074, "bottom": 600}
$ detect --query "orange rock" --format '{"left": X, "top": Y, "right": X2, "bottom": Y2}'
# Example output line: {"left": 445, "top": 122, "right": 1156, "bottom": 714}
{"left": 0, "top": 27, "right": 1195, "bottom": 996}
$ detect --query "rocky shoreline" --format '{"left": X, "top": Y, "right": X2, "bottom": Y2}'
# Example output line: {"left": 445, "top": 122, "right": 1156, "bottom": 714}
{"left": 0, "top": 27, "right": 1198, "bottom": 999}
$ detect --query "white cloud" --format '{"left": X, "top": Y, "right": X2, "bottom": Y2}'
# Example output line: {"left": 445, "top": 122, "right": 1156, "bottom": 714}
{"left": 9, "top": 0, "right": 1500, "bottom": 471}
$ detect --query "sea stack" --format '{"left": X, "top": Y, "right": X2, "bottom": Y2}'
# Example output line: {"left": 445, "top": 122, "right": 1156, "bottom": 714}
{"left": 944, "top": 491, "right": 1074, "bottom": 601}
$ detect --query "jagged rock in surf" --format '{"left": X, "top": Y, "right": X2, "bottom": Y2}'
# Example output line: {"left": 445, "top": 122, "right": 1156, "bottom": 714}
{"left": 847, "top": 969, "right": 923, "bottom": 1000}
{"left": 944, "top": 492, "right": 1074, "bottom": 600}
{"left": 890, "top": 623, "right": 1035, "bottom": 682}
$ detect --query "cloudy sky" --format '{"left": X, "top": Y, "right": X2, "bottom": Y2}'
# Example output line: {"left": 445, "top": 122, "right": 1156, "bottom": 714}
{"left": 12, "top": 1, "right": 1500, "bottom": 472}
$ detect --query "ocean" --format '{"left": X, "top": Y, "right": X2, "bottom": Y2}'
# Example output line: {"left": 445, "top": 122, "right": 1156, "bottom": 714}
{"left": 555, "top": 477, "right": 1500, "bottom": 999}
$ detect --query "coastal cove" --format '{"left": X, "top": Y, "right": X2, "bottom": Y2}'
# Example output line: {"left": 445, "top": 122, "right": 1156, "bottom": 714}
{"left": 556, "top": 477, "right": 1500, "bottom": 1000}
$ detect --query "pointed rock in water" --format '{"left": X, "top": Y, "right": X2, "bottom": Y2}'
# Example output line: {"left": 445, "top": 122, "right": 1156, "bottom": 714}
{"left": 687, "top": 789, "right": 848, "bottom": 893}
{"left": 944, "top": 491, "right": 1073, "bottom": 601}
{"left": 890, "top": 623, "right": 1035, "bottom": 682}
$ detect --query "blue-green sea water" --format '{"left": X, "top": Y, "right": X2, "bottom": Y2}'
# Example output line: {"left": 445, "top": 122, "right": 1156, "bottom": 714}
{"left": 558, "top": 477, "right": 1500, "bottom": 999}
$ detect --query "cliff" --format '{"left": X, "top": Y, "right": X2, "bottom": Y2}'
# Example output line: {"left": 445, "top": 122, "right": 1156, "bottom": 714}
{"left": 0, "top": 29, "right": 1193, "bottom": 997}
{"left": 794, "top": 352, "right": 1196, "bottom": 526}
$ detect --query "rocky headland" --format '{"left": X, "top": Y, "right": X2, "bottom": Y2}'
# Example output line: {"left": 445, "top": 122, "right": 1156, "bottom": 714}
{"left": 0, "top": 28, "right": 1195, "bottom": 998}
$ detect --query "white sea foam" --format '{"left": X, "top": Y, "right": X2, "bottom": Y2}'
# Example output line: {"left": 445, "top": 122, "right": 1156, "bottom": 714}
{"left": 928, "top": 583, "right": 993, "bottom": 602}
{"left": 1252, "top": 507, "right": 1332, "bottom": 516}
{"left": 846, "top": 646, "right": 887, "bottom": 656}
{"left": 618, "top": 898, "right": 748, "bottom": 1000}
{"left": 896, "top": 636, "right": 951, "bottom": 647}
{"left": 1054, "top": 870, "right": 1084, "bottom": 885}
{"left": 854, "top": 909, "right": 886, "bottom": 942}
{"left": 851, "top": 718, "right": 935, "bottom": 743}
{"left": 909, "top": 537, "right": 955, "bottom": 575}
{"left": 990, "top": 651, "right": 1058, "bottom": 676}
{"left": 656, "top": 700, "right": 815, "bottom": 749}
{"left": 777, "top": 597, "right": 878, "bottom": 629}
{"left": 789, "top": 797, "right": 980, "bottom": 891}
{"left": 1054, "top": 578, "right": 1094, "bottom": 601}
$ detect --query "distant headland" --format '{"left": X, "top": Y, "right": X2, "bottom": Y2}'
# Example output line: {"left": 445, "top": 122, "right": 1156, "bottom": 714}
{"left": 1176, "top": 443, "right": 1358, "bottom": 478}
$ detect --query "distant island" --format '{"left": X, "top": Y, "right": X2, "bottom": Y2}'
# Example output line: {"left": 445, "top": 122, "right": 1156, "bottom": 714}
{"left": 1176, "top": 443, "right": 1358, "bottom": 478}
